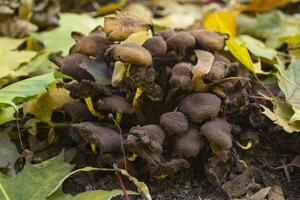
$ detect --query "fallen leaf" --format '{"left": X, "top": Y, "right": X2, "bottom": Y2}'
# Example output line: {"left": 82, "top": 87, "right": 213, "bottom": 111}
{"left": 237, "top": 11, "right": 300, "bottom": 49}
{"left": 0, "top": 107, "right": 15, "bottom": 125}
{"left": 0, "top": 37, "right": 36, "bottom": 86}
{"left": 248, "top": 187, "right": 271, "bottom": 200}
{"left": 268, "top": 184, "right": 284, "bottom": 200}
{"left": 204, "top": 10, "right": 266, "bottom": 74}
{"left": 79, "top": 60, "right": 111, "bottom": 85}
{"left": 31, "top": 13, "right": 104, "bottom": 55}
{"left": 0, "top": 130, "right": 21, "bottom": 172}
{"left": 192, "top": 50, "right": 214, "bottom": 75}
{"left": 280, "top": 33, "right": 300, "bottom": 45}
{"left": 0, "top": 72, "right": 69, "bottom": 110}
{"left": 0, "top": 152, "right": 74, "bottom": 200}
{"left": 23, "top": 82, "right": 74, "bottom": 125}
{"left": 244, "top": 0, "right": 295, "bottom": 12}
{"left": 48, "top": 167, "right": 152, "bottom": 200}
{"left": 238, "top": 35, "right": 277, "bottom": 60}
{"left": 261, "top": 102, "right": 300, "bottom": 133}
{"left": 275, "top": 57, "right": 300, "bottom": 123}
{"left": 49, "top": 189, "right": 137, "bottom": 200}
{"left": 151, "top": 1, "right": 206, "bottom": 29}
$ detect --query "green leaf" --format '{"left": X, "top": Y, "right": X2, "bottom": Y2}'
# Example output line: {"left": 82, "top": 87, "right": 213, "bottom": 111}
{"left": 0, "top": 130, "right": 21, "bottom": 170}
{"left": 48, "top": 167, "right": 151, "bottom": 200}
{"left": 0, "top": 152, "right": 74, "bottom": 200}
{"left": 49, "top": 189, "right": 137, "bottom": 200}
{"left": 261, "top": 102, "right": 300, "bottom": 133}
{"left": 275, "top": 57, "right": 300, "bottom": 122}
{"left": 0, "top": 37, "right": 37, "bottom": 85}
{"left": 31, "top": 13, "right": 104, "bottom": 55}
{"left": 238, "top": 35, "right": 277, "bottom": 60}
{"left": 79, "top": 60, "right": 111, "bottom": 85}
{"left": 0, "top": 107, "right": 15, "bottom": 125}
{"left": 0, "top": 72, "right": 68, "bottom": 110}
{"left": 237, "top": 11, "right": 300, "bottom": 49}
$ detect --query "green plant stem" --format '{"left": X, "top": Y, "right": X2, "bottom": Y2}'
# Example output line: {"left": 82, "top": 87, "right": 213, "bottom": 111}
{"left": 0, "top": 182, "right": 10, "bottom": 200}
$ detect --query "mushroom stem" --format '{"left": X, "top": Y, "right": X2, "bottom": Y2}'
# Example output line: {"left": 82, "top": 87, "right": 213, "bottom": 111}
{"left": 235, "top": 140, "right": 253, "bottom": 150}
{"left": 132, "top": 87, "right": 143, "bottom": 108}
{"left": 116, "top": 112, "right": 123, "bottom": 126}
{"left": 127, "top": 153, "right": 138, "bottom": 161}
{"left": 91, "top": 143, "right": 97, "bottom": 154}
{"left": 84, "top": 97, "right": 103, "bottom": 119}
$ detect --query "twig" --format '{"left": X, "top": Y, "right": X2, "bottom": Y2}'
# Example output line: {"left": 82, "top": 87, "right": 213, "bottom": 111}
{"left": 0, "top": 182, "right": 10, "bottom": 200}
{"left": 116, "top": 172, "right": 130, "bottom": 200}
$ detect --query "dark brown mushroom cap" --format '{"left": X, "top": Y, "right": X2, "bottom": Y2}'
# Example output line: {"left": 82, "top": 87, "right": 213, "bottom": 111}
{"left": 201, "top": 118, "right": 232, "bottom": 151}
{"left": 179, "top": 93, "right": 221, "bottom": 124}
{"left": 160, "top": 112, "right": 188, "bottom": 136}
{"left": 171, "top": 127, "right": 202, "bottom": 158}
{"left": 68, "top": 122, "right": 121, "bottom": 154}
{"left": 62, "top": 100, "right": 94, "bottom": 122}
{"left": 142, "top": 36, "right": 167, "bottom": 57}
{"left": 156, "top": 29, "right": 176, "bottom": 41}
{"left": 49, "top": 53, "right": 94, "bottom": 81}
{"left": 69, "top": 31, "right": 111, "bottom": 58}
{"left": 166, "top": 31, "right": 195, "bottom": 52}
{"left": 190, "top": 29, "right": 229, "bottom": 51}
{"left": 96, "top": 95, "right": 134, "bottom": 114}
{"left": 129, "top": 124, "right": 166, "bottom": 153}
{"left": 108, "top": 43, "right": 152, "bottom": 66}
{"left": 103, "top": 11, "right": 150, "bottom": 41}
{"left": 169, "top": 62, "right": 192, "bottom": 90}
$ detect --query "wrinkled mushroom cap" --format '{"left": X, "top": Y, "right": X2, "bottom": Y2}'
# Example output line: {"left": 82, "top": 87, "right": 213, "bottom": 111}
{"left": 108, "top": 43, "right": 152, "bottom": 66}
{"left": 166, "top": 31, "right": 195, "bottom": 52}
{"left": 142, "top": 36, "right": 167, "bottom": 57}
{"left": 179, "top": 93, "right": 221, "bottom": 124}
{"left": 190, "top": 29, "right": 229, "bottom": 51}
{"left": 103, "top": 11, "right": 150, "bottom": 41}
{"left": 160, "top": 112, "right": 188, "bottom": 136}
{"left": 68, "top": 122, "right": 121, "bottom": 154}
{"left": 96, "top": 95, "right": 134, "bottom": 114}
{"left": 171, "top": 127, "right": 202, "bottom": 158}
{"left": 201, "top": 118, "right": 232, "bottom": 152}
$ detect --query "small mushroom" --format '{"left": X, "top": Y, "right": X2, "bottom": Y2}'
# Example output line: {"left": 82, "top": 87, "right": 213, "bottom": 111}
{"left": 179, "top": 93, "right": 221, "bottom": 124}
{"left": 107, "top": 43, "right": 152, "bottom": 66}
{"left": 156, "top": 29, "right": 176, "bottom": 41}
{"left": 171, "top": 127, "right": 202, "bottom": 158}
{"left": 142, "top": 36, "right": 167, "bottom": 57}
{"left": 49, "top": 53, "right": 94, "bottom": 81}
{"left": 103, "top": 11, "right": 150, "bottom": 41}
{"left": 62, "top": 100, "right": 94, "bottom": 122}
{"left": 160, "top": 112, "right": 188, "bottom": 136}
{"left": 190, "top": 29, "right": 229, "bottom": 51}
{"left": 201, "top": 118, "right": 232, "bottom": 155}
{"left": 169, "top": 62, "right": 192, "bottom": 90}
{"left": 166, "top": 31, "right": 195, "bottom": 54}
{"left": 70, "top": 27, "right": 111, "bottom": 59}
{"left": 68, "top": 122, "right": 121, "bottom": 154}
{"left": 129, "top": 124, "right": 166, "bottom": 153}
{"left": 95, "top": 95, "right": 134, "bottom": 124}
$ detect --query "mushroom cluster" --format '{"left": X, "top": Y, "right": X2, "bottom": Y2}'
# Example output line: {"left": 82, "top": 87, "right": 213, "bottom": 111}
{"left": 50, "top": 11, "right": 252, "bottom": 185}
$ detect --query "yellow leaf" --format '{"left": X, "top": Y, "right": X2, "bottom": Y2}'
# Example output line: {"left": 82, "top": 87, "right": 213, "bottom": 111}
{"left": 244, "top": 0, "right": 295, "bottom": 12}
{"left": 226, "top": 38, "right": 255, "bottom": 73}
{"left": 23, "top": 82, "right": 74, "bottom": 125}
{"left": 280, "top": 34, "right": 300, "bottom": 45}
{"left": 203, "top": 10, "right": 237, "bottom": 37}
